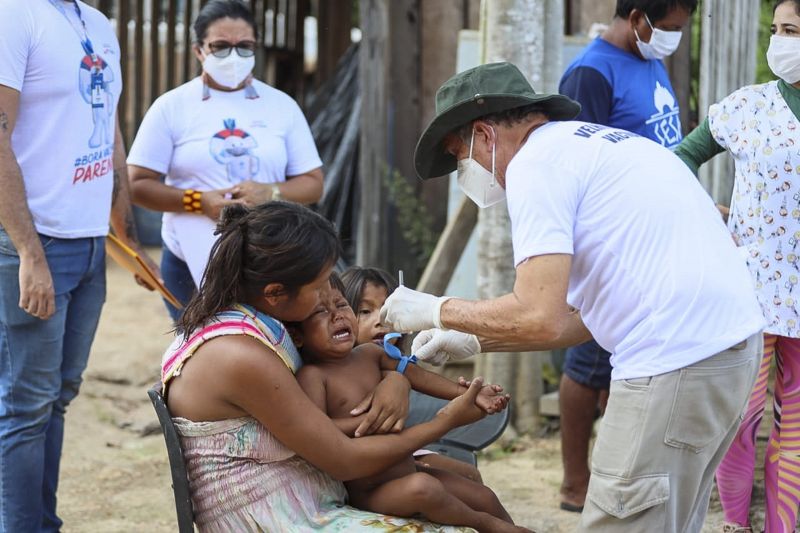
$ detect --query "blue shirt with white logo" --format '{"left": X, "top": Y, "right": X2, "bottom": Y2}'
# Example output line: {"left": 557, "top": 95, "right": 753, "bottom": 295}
{"left": 559, "top": 37, "right": 682, "bottom": 149}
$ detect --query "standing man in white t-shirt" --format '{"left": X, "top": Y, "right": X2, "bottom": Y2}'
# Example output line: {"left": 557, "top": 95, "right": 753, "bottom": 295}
{"left": 380, "top": 62, "right": 765, "bottom": 531}
{"left": 0, "top": 1, "right": 158, "bottom": 530}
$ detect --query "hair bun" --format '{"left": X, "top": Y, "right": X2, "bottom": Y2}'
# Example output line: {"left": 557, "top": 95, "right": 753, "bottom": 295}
{"left": 216, "top": 204, "right": 250, "bottom": 235}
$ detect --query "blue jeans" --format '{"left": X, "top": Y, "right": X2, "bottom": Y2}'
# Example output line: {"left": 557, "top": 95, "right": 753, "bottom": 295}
{"left": 160, "top": 246, "right": 196, "bottom": 323}
{"left": 0, "top": 229, "right": 106, "bottom": 532}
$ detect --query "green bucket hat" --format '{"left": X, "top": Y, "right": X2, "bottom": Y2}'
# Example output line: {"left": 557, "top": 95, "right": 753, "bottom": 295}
{"left": 413, "top": 61, "right": 581, "bottom": 180}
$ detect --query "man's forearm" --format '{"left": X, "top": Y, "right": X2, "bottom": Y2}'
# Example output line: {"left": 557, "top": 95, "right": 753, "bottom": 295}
{"left": 440, "top": 293, "right": 579, "bottom": 348}
{"left": 0, "top": 141, "right": 42, "bottom": 260}
{"left": 477, "top": 311, "right": 592, "bottom": 352}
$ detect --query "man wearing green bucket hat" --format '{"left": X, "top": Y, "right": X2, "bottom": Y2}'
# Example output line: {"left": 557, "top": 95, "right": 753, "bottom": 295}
{"left": 381, "top": 62, "right": 765, "bottom": 531}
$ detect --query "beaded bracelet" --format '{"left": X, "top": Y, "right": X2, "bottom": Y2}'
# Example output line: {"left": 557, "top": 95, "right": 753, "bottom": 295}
{"left": 182, "top": 189, "right": 203, "bottom": 213}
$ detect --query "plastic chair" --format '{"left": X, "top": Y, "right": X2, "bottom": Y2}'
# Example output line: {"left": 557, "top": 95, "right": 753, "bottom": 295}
{"left": 147, "top": 383, "right": 195, "bottom": 533}
{"left": 405, "top": 390, "right": 511, "bottom": 466}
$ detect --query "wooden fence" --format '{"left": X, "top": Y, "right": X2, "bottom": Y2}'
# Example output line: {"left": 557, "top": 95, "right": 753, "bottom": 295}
{"left": 83, "top": 0, "right": 309, "bottom": 144}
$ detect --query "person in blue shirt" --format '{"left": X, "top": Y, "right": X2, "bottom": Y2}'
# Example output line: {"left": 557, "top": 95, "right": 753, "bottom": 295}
{"left": 556, "top": 0, "right": 697, "bottom": 514}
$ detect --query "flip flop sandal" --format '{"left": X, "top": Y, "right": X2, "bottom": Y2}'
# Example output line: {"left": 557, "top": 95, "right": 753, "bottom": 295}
{"left": 559, "top": 502, "right": 584, "bottom": 513}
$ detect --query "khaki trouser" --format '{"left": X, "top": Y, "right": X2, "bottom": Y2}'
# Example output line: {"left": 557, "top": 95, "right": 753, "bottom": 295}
{"left": 578, "top": 333, "right": 763, "bottom": 533}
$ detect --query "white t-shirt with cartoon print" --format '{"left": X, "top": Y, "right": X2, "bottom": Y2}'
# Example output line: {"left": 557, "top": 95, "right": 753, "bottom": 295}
{"left": 0, "top": 0, "right": 122, "bottom": 238}
{"left": 127, "top": 77, "right": 322, "bottom": 284}
{"left": 505, "top": 121, "right": 764, "bottom": 380}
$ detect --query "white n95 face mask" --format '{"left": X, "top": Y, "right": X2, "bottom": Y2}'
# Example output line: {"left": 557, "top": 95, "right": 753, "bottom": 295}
{"left": 767, "top": 34, "right": 800, "bottom": 84}
{"left": 635, "top": 14, "right": 682, "bottom": 60}
{"left": 203, "top": 53, "right": 255, "bottom": 89}
{"left": 456, "top": 127, "right": 505, "bottom": 209}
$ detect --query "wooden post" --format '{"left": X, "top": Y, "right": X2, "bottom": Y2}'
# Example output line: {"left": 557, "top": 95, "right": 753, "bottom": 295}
{"left": 419, "top": 0, "right": 468, "bottom": 235}
{"left": 416, "top": 197, "right": 479, "bottom": 295}
{"left": 566, "top": 0, "right": 614, "bottom": 35}
{"left": 698, "top": 0, "right": 760, "bottom": 203}
{"left": 357, "top": 0, "right": 391, "bottom": 270}
{"left": 316, "top": 0, "right": 353, "bottom": 87}
{"left": 664, "top": 22, "right": 693, "bottom": 134}
{"left": 357, "top": 0, "right": 421, "bottom": 277}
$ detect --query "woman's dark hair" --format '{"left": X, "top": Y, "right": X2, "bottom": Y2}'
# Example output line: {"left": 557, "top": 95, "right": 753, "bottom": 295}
{"left": 615, "top": 0, "right": 699, "bottom": 22}
{"left": 178, "top": 202, "right": 341, "bottom": 337}
{"left": 193, "top": 0, "right": 258, "bottom": 44}
{"left": 774, "top": 0, "right": 800, "bottom": 15}
{"left": 340, "top": 267, "right": 399, "bottom": 312}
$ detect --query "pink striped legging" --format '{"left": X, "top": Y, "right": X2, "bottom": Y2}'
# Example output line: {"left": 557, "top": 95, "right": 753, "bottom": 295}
{"left": 717, "top": 334, "right": 800, "bottom": 532}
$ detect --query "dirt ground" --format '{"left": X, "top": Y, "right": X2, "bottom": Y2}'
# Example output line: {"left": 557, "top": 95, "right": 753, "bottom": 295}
{"left": 57, "top": 249, "right": 750, "bottom": 532}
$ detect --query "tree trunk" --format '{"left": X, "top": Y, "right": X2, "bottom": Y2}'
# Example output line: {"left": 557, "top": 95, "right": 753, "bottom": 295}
{"left": 697, "top": 0, "right": 760, "bottom": 203}
{"left": 475, "top": 0, "right": 563, "bottom": 434}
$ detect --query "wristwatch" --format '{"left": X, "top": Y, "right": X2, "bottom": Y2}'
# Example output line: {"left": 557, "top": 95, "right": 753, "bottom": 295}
{"left": 270, "top": 184, "right": 282, "bottom": 201}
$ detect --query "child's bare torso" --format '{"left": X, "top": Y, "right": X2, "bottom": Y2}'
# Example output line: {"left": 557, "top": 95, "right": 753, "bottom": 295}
{"left": 316, "top": 346, "right": 418, "bottom": 493}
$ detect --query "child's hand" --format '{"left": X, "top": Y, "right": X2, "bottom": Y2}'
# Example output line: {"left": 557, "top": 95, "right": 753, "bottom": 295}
{"left": 475, "top": 382, "right": 511, "bottom": 414}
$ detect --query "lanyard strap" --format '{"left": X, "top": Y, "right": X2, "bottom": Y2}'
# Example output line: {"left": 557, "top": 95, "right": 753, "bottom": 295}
{"left": 48, "top": 0, "right": 96, "bottom": 59}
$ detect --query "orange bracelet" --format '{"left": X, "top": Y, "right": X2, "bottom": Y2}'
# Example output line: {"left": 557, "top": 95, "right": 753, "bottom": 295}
{"left": 182, "top": 189, "right": 203, "bottom": 213}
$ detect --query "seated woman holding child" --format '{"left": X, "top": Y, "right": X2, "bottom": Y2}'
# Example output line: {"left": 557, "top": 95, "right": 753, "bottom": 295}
{"left": 160, "top": 202, "right": 529, "bottom": 532}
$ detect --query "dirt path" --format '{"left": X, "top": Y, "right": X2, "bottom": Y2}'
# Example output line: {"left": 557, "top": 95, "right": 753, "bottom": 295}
{"left": 57, "top": 250, "right": 743, "bottom": 532}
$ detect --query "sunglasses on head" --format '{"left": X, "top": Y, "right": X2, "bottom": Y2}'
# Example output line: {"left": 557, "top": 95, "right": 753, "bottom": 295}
{"left": 206, "top": 40, "right": 257, "bottom": 58}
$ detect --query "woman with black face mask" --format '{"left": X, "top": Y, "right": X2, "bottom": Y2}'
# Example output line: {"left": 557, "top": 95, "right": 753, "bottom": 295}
{"left": 676, "top": 2, "right": 800, "bottom": 531}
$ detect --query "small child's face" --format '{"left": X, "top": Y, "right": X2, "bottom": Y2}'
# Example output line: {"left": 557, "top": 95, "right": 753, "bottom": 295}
{"left": 300, "top": 285, "right": 358, "bottom": 361}
{"left": 355, "top": 282, "right": 391, "bottom": 346}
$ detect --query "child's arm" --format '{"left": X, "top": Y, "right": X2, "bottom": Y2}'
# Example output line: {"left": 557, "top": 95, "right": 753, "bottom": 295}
{"left": 296, "top": 365, "right": 368, "bottom": 437}
{"left": 371, "top": 344, "right": 510, "bottom": 414}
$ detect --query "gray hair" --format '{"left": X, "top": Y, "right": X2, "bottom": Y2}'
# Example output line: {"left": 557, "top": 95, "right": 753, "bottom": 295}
{"left": 453, "top": 103, "right": 549, "bottom": 143}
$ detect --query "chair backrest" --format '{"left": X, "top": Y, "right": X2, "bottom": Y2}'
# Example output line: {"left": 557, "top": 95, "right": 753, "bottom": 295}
{"left": 147, "top": 382, "right": 195, "bottom": 533}
{"left": 406, "top": 390, "right": 511, "bottom": 466}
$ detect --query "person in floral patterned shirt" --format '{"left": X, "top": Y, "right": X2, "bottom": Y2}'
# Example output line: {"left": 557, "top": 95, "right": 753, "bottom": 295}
{"left": 675, "top": 2, "right": 800, "bottom": 530}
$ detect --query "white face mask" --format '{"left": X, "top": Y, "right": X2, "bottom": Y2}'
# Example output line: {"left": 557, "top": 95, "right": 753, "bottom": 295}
{"left": 203, "top": 52, "right": 255, "bottom": 89}
{"left": 635, "top": 14, "right": 682, "bottom": 60}
{"left": 456, "top": 127, "right": 505, "bottom": 209}
{"left": 767, "top": 34, "right": 800, "bottom": 84}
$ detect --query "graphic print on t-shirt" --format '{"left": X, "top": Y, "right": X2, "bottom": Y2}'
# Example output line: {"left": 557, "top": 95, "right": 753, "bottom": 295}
{"left": 209, "top": 119, "right": 261, "bottom": 183}
{"left": 72, "top": 42, "right": 117, "bottom": 186}
{"left": 647, "top": 81, "right": 681, "bottom": 147}
{"left": 78, "top": 43, "right": 115, "bottom": 149}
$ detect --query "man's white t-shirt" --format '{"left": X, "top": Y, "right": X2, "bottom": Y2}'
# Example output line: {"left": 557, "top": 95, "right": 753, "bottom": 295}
{"left": 127, "top": 77, "right": 322, "bottom": 284}
{"left": 0, "top": 0, "right": 122, "bottom": 238}
{"left": 506, "top": 121, "right": 765, "bottom": 380}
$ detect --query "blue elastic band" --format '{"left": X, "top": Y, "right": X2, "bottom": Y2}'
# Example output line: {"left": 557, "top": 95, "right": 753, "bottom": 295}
{"left": 383, "top": 333, "right": 417, "bottom": 374}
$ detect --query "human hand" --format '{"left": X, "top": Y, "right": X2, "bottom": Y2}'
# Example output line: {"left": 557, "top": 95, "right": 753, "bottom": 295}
{"left": 475, "top": 382, "right": 511, "bottom": 414}
{"left": 380, "top": 286, "right": 450, "bottom": 333}
{"left": 350, "top": 371, "right": 410, "bottom": 437}
{"left": 201, "top": 187, "right": 244, "bottom": 220}
{"left": 412, "top": 329, "right": 482, "bottom": 366}
{"left": 18, "top": 253, "right": 55, "bottom": 319}
{"left": 230, "top": 180, "right": 273, "bottom": 207}
{"left": 436, "top": 377, "right": 486, "bottom": 428}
